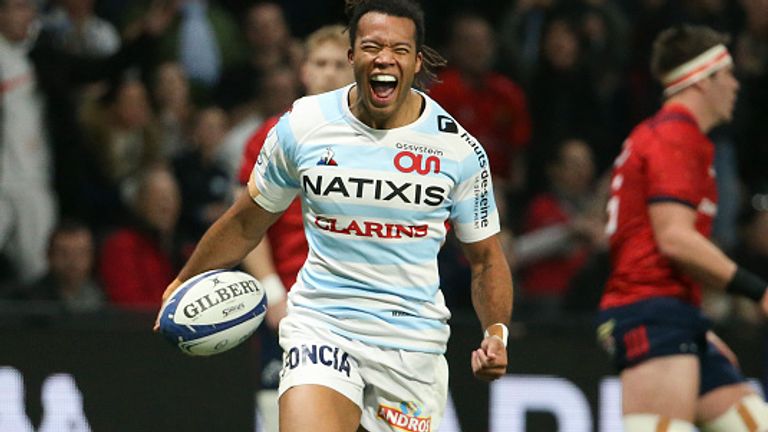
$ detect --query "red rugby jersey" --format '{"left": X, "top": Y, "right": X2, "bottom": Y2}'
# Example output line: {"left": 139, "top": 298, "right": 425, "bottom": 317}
{"left": 238, "top": 115, "right": 308, "bottom": 291}
{"left": 600, "top": 104, "right": 717, "bottom": 309}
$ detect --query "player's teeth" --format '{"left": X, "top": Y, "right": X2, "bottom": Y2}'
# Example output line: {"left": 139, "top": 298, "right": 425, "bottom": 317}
{"left": 371, "top": 75, "right": 397, "bottom": 82}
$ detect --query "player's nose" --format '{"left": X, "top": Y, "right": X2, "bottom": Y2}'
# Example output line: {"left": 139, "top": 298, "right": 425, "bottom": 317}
{"left": 373, "top": 49, "right": 395, "bottom": 67}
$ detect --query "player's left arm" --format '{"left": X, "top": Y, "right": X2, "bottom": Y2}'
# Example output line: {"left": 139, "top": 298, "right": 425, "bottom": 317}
{"left": 461, "top": 234, "right": 513, "bottom": 381}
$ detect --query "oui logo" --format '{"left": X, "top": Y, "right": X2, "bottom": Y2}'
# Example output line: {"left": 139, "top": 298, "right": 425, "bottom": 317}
{"left": 394, "top": 151, "right": 441, "bottom": 175}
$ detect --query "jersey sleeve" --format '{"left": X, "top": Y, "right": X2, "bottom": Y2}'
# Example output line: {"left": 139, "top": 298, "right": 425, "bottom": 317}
{"left": 645, "top": 130, "right": 707, "bottom": 207}
{"left": 250, "top": 113, "right": 300, "bottom": 213}
{"left": 449, "top": 133, "right": 501, "bottom": 243}
{"left": 238, "top": 116, "right": 279, "bottom": 186}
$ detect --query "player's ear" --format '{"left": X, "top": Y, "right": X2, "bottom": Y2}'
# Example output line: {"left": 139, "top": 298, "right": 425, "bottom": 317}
{"left": 415, "top": 51, "right": 423, "bottom": 74}
{"left": 348, "top": 48, "right": 354, "bottom": 65}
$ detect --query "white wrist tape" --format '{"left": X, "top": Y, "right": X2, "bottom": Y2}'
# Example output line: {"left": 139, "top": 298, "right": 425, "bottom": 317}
{"left": 259, "top": 274, "right": 286, "bottom": 303}
{"left": 484, "top": 323, "right": 509, "bottom": 348}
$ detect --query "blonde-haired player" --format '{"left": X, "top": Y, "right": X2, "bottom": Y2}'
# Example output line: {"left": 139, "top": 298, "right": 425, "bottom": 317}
{"left": 236, "top": 24, "right": 354, "bottom": 432}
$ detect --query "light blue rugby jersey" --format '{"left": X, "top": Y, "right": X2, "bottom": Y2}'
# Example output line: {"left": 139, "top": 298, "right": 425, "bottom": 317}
{"left": 251, "top": 84, "right": 500, "bottom": 354}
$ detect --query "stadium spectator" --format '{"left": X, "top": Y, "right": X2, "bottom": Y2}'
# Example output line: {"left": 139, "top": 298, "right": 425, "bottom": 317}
{"left": 156, "top": 1, "right": 512, "bottom": 431}
{"left": 623, "top": 0, "right": 676, "bottom": 123}
{"left": 219, "top": 65, "right": 301, "bottom": 178}
{"left": 578, "top": 1, "right": 632, "bottom": 158}
{"left": 515, "top": 138, "right": 606, "bottom": 315}
{"left": 43, "top": 0, "right": 121, "bottom": 59}
{"left": 79, "top": 73, "right": 164, "bottom": 230}
{"left": 122, "top": 0, "right": 245, "bottom": 101}
{"left": 215, "top": 1, "right": 302, "bottom": 116}
{"left": 0, "top": 0, "right": 177, "bottom": 286}
{"left": 31, "top": 0, "right": 178, "bottom": 222}
{"left": 578, "top": 0, "right": 630, "bottom": 78}
{"left": 101, "top": 165, "right": 183, "bottom": 309}
{"left": 429, "top": 13, "right": 532, "bottom": 218}
{"left": 0, "top": 0, "right": 57, "bottom": 284}
{"left": 596, "top": 25, "right": 768, "bottom": 431}
{"left": 527, "top": 15, "right": 604, "bottom": 174}
{"left": 497, "top": 0, "right": 557, "bottom": 85}
{"left": 21, "top": 220, "right": 104, "bottom": 313}
{"left": 732, "top": 0, "right": 768, "bottom": 196}
{"left": 151, "top": 61, "right": 195, "bottom": 159}
{"left": 236, "top": 24, "right": 354, "bottom": 432}
{"left": 172, "top": 106, "right": 232, "bottom": 242}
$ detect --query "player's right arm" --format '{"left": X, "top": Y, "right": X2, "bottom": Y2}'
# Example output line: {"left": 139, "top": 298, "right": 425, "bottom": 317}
{"left": 649, "top": 202, "right": 768, "bottom": 313}
{"left": 235, "top": 116, "right": 290, "bottom": 330}
{"left": 240, "top": 235, "right": 288, "bottom": 330}
{"left": 153, "top": 186, "right": 281, "bottom": 330}
{"left": 650, "top": 202, "right": 736, "bottom": 288}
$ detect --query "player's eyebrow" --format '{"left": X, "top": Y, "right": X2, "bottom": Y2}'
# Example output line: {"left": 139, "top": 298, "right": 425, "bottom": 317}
{"left": 360, "top": 37, "right": 414, "bottom": 49}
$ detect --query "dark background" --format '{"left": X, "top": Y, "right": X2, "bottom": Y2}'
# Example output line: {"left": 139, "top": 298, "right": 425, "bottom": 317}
{"left": 0, "top": 309, "right": 763, "bottom": 432}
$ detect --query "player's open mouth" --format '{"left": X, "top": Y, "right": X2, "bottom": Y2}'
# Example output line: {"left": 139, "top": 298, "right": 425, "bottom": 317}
{"left": 369, "top": 74, "right": 398, "bottom": 105}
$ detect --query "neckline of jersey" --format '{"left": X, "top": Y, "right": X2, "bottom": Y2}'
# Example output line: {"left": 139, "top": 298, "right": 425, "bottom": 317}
{"left": 341, "top": 83, "right": 432, "bottom": 136}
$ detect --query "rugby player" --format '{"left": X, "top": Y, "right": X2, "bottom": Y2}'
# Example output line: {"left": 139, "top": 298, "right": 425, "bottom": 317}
{"left": 597, "top": 24, "right": 768, "bottom": 432}
{"left": 157, "top": 1, "right": 512, "bottom": 431}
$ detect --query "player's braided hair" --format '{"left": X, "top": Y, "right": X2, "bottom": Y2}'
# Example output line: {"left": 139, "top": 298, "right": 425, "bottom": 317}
{"left": 345, "top": 0, "right": 446, "bottom": 88}
{"left": 650, "top": 24, "right": 730, "bottom": 82}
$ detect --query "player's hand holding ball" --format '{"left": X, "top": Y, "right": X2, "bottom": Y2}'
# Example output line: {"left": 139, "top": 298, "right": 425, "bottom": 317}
{"left": 154, "top": 270, "right": 268, "bottom": 356}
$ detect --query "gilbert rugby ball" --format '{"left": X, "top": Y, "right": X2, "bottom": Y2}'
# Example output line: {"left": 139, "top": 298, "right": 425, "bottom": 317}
{"left": 159, "top": 269, "right": 267, "bottom": 356}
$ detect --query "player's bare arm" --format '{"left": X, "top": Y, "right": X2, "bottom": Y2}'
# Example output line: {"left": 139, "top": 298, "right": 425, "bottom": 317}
{"left": 649, "top": 201, "right": 768, "bottom": 314}
{"left": 154, "top": 188, "right": 281, "bottom": 330}
{"left": 649, "top": 202, "right": 736, "bottom": 286}
{"left": 461, "top": 234, "right": 513, "bottom": 381}
{"left": 241, "top": 236, "right": 288, "bottom": 330}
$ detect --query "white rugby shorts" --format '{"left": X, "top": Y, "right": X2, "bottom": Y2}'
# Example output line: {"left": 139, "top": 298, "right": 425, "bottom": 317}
{"left": 278, "top": 314, "right": 448, "bottom": 432}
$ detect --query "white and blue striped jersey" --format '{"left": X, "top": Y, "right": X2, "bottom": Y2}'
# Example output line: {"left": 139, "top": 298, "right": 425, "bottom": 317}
{"left": 250, "top": 84, "right": 500, "bottom": 354}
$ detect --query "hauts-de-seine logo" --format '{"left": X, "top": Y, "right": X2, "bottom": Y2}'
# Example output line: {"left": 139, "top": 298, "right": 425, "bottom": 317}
{"left": 317, "top": 146, "right": 338, "bottom": 166}
{"left": 378, "top": 401, "right": 431, "bottom": 432}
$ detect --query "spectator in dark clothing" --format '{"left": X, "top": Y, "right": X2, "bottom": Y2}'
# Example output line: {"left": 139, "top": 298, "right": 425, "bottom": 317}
{"left": 732, "top": 0, "right": 768, "bottom": 195}
{"left": 42, "top": 0, "right": 122, "bottom": 59}
{"left": 527, "top": 15, "right": 605, "bottom": 189}
{"left": 121, "top": 0, "right": 245, "bottom": 103}
{"left": 151, "top": 61, "right": 195, "bottom": 159}
{"left": 21, "top": 220, "right": 104, "bottom": 313}
{"left": 172, "top": 106, "right": 232, "bottom": 241}
{"left": 215, "top": 1, "right": 301, "bottom": 116}
{"left": 29, "top": 0, "right": 179, "bottom": 221}
{"left": 79, "top": 73, "right": 164, "bottom": 232}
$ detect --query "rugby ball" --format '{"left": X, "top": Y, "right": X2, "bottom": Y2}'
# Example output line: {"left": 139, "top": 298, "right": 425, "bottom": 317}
{"left": 158, "top": 269, "right": 267, "bottom": 356}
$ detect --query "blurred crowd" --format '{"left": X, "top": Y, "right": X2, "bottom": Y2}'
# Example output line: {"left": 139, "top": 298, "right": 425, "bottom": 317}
{"left": 1, "top": 0, "right": 767, "bottom": 325}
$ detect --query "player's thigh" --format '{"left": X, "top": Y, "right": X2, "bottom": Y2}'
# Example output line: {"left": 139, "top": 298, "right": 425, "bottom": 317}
{"left": 621, "top": 354, "right": 700, "bottom": 420}
{"left": 696, "top": 338, "right": 754, "bottom": 423}
{"left": 279, "top": 384, "right": 362, "bottom": 432}
{"left": 277, "top": 316, "right": 366, "bottom": 431}
{"left": 697, "top": 382, "right": 755, "bottom": 423}
{"left": 360, "top": 351, "right": 448, "bottom": 432}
